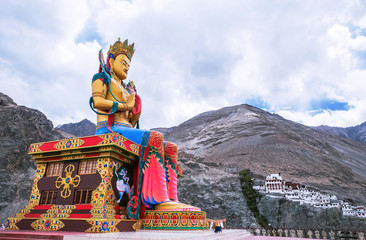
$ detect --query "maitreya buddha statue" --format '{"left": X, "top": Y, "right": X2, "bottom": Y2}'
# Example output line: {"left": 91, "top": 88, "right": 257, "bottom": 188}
{"left": 90, "top": 38, "right": 200, "bottom": 212}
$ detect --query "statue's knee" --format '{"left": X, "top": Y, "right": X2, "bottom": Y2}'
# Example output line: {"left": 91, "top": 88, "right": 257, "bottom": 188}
{"left": 165, "top": 142, "right": 178, "bottom": 156}
{"left": 149, "top": 131, "right": 164, "bottom": 149}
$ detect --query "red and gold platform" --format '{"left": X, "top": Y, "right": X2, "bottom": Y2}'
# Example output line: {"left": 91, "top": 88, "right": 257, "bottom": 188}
{"left": 6, "top": 133, "right": 140, "bottom": 232}
{"left": 5, "top": 133, "right": 209, "bottom": 232}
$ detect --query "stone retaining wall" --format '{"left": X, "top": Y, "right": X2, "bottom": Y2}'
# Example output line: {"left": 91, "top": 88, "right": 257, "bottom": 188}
{"left": 249, "top": 228, "right": 365, "bottom": 239}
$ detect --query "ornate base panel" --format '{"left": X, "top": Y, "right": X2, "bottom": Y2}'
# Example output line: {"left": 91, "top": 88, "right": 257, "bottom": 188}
{"left": 6, "top": 204, "right": 136, "bottom": 232}
{"left": 143, "top": 210, "right": 209, "bottom": 230}
{"left": 6, "top": 217, "right": 136, "bottom": 232}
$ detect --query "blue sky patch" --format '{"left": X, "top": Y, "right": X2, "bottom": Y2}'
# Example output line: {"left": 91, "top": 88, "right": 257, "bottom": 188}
{"left": 354, "top": 50, "right": 366, "bottom": 68}
{"left": 75, "top": 19, "right": 104, "bottom": 45}
{"left": 310, "top": 99, "right": 351, "bottom": 111}
{"left": 246, "top": 98, "right": 352, "bottom": 116}
{"left": 349, "top": 24, "right": 366, "bottom": 39}
{"left": 246, "top": 97, "right": 271, "bottom": 110}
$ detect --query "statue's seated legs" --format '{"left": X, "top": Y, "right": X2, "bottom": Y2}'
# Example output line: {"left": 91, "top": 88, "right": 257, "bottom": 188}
{"left": 96, "top": 121, "right": 144, "bottom": 143}
{"left": 164, "top": 141, "right": 178, "bottom": 202}
{"left": 95, "top": 121, "right": 200, "bottom": 211}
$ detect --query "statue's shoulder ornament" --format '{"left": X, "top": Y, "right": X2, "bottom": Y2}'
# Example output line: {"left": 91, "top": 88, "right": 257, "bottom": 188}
{"left": 92, "top": 72, "right": 110, "bottom": 86}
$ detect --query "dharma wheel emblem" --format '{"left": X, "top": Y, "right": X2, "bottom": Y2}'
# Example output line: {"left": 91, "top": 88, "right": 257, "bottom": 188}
{"left": 55, "top": 164, "right": 80, "bottom": 198}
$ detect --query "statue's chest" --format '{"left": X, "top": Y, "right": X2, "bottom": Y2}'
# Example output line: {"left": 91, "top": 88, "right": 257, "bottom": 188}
{"left": 110, "top": 79, "right": 129, "bottom": 98}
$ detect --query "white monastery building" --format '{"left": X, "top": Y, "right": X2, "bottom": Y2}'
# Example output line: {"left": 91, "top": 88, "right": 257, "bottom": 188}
{"left": 254, "top": 173, "right": 365, "bottom": 219}
{"left": 265, "top": 173, "right": 285, "bottom": 193}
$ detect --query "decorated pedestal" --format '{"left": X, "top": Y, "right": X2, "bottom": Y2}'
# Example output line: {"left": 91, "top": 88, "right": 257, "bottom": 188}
{"left": 6, "top": 133, "right": 209, "bottom": 232}
{"left": 143, "top": 210, "right": 208, "bottom": 230}
{"left": 6, "top": 133, "right": 140, "bottom": 232}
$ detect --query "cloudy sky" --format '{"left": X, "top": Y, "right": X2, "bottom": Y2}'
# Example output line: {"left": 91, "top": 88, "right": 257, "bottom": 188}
{"left": 1, "top": 0, "right": 366, "bottom": 130}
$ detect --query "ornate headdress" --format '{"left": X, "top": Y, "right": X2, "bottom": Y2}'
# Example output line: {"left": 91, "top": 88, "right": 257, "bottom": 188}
{"left": 108, "top": 37, "right": 135, "bottom": 60}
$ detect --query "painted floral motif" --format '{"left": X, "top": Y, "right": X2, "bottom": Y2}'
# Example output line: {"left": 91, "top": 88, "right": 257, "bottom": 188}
{"left": 29, "top": 163, "right": 46, "bottom": 206}
{"left": 54, "top": 139, "right": 85, "bottom": 150}
{"left": 86, "top": 219, "right": 120, "bottom": 233}
{"left": 91, "top": 158, "right": 116, "bottom": 207}
{"left": 29, "top": 143, "right": 43, "bottom": 153}
{"left": 41, "top": 205, "right": 76, "bottom": 219}
{"left": 90, "top": 205, "right": 116, "bottom": 219}
{"left": 6, "top": 218, "right": 21, "bottom": 230}
{"left": 98, "top": 133, "right": 140, "bottom": 155}
{"left": 143, "top": 210, "right": 208, "bottom": 230}
{"left": 31, "top": 219, "right": 65, "bottom": 231}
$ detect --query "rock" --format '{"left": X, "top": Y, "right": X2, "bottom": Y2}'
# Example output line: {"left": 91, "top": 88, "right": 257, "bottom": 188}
{"left": 0, "top": 93, "right": 16, "bottom": 106}
{"left": 257, "top": 196, "right": 366, "bottom": 231}
{"left": 0, "top": 93, "right": 70, "bottom": 225}
{"left": 177, "top": 158, "right": 257, "bottom": 228}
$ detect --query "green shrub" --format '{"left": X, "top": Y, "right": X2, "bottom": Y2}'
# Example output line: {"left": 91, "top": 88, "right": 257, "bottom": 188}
{"left": 239, "top": 169, "right": 269, "bottom": 229}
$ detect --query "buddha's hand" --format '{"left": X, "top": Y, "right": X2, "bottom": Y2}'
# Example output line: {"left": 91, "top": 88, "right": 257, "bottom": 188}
{"left": 117, "top": 93, "right": 135, "bottom": 111}
{"left": 125, "top": 93, "right": 136, "bottom": 110}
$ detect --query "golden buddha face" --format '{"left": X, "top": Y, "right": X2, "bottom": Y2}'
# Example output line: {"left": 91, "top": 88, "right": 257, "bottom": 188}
{"left": 109, "top": 54, "right": 131, "bottom": 80}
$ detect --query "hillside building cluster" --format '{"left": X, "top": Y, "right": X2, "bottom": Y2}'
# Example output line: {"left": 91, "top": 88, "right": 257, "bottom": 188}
{"left": 253, "top": 173, "right": 366, "bottom": 219}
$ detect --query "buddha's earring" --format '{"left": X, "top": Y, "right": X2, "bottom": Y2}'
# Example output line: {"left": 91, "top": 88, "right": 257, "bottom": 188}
{"left": 110, "top": 68, "right": 116, "bottom": 78}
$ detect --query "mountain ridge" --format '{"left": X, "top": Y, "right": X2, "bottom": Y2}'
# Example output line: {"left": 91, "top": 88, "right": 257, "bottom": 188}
{"left": 313, "top": 122, "right": 366, "bottom": 145}
{"left": 154, "top": 104, "right": 366, "bottom": 205}
{"left": 157, "top": 104, "right": 366, "bottom": 229}
{"left": 56, "top": 118, "right": 96, "bottom": 137}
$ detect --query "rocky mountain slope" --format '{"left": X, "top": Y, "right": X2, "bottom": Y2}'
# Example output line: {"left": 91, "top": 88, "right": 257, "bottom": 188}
{"left": 258, "top": 196, "right": 366, "bottom": 231}
{"left": 158, "top": 104, "right": 366, "bottom": 202}
{"left": 313, "top": 122, "right": 366, "bottom": 145}
{"left": 154, "top": 104, "right": 366, "bottom": 229}
{"left": 57, "top": 119, "right": 96, "bottom": 137}
{"left": 0, "top": 93, "right": 71, "bottom": 225}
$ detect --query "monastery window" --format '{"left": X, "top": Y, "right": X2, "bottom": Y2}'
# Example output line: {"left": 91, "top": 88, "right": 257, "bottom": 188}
{"left": 46, "top": 162, "right": 64, "bottom": 177}
{"left": 73, "top": 189, "right": 92, "bottom": 204}
{"left": 79, "top": 160, "right": 97, "bottom": 174}
{"left": 40, "top": 191, "right": 57, "bottom": 205}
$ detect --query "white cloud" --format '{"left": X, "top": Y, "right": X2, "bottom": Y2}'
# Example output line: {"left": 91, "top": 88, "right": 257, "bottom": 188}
{"left": 1, "top": 0, "right": 366, "bottom": 130}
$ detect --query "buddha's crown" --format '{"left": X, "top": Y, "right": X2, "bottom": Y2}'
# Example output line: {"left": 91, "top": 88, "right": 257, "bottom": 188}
{"left": 108, "top": 37, "right": 135, "bottom": 60}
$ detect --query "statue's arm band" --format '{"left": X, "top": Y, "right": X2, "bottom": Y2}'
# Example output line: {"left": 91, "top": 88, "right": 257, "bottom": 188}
{"left": 92, "top": 92, "right": 106, "bottom": 98}
{"left": 109, "top": 102, "right": 119, "bottom": 114}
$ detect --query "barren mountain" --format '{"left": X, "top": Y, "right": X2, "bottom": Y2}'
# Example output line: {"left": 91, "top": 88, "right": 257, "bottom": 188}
{"left": 156, "top": 104, "right": 366, "bottom": 206}
{"left": 313, "top": 122, "right": 366, "bottom": 145}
